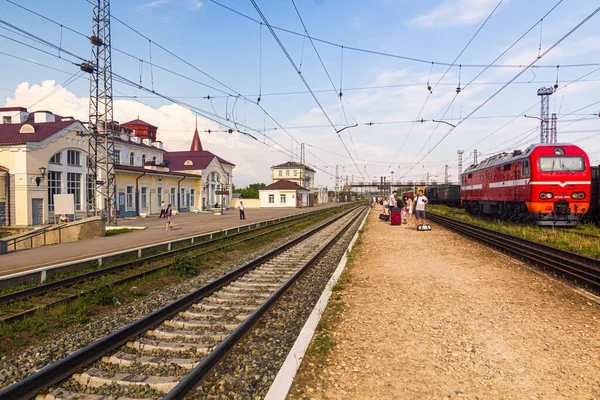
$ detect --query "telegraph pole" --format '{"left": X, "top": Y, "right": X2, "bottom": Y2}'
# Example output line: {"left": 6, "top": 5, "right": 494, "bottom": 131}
{"left": 86, "top": 0, "right": 117, "bottom": 225}
{"left": 473, "top": 149, "right": 478, "bottom": 164}
{"left": 537, "top": 87, "right": 554, "bottom": 143}
{"left": 444, "top": 165, "right": 449, "bottom": 184}
{"left": 457, "top": 150, "right": 464, "bottom": 184}
{"left": 550, "top": 113, "right": 557, "bottom": 143}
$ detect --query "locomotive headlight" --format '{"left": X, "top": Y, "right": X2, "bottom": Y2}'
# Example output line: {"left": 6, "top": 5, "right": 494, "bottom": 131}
{"left": 571, "top": 192, "right": 586, "bottom": 199}
{"left": 539, "top": 192, "right": 554, "bottom": 199}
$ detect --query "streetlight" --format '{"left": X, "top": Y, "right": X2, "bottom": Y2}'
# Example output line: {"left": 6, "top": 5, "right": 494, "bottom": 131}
{"left": 390, "top": 171, "right": 394, "bottom": 196}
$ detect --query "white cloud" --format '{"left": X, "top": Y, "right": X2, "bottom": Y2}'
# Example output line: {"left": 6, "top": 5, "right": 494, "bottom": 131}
{"left": 138, "top": 0, "right": 203, "bottom": 11}
{"left": 3, "top": 81, "right": 297, "bottom": 187}
{"left": 409, "top": 0, "right": 503, "bottom": 28}
{"left": 139, "top": 0, "right": 171, "bottom": 10}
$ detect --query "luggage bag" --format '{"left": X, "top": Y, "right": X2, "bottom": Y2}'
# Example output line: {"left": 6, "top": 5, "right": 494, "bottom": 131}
{"left": 390, "top": 208, "right": 402, "bottom": 225}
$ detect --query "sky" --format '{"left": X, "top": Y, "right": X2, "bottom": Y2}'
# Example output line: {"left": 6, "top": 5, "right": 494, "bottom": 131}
{"left": 1, "top": 0, "right": 600, "bottom": 188}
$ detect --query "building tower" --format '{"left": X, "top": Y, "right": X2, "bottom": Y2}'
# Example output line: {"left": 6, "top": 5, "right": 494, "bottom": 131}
{"left": 457, "top": 150, "right": 464, "bottom": 184}
{"left": 86, "top": 0, "right": 117, "bottom": 225}
{"left": 537, "top": 87, "right": 555, "bottom": 143}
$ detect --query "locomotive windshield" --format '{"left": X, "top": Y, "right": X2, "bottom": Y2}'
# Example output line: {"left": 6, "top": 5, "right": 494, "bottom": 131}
{"left": 539, "top": 156, "right": 585, "bottom": 173}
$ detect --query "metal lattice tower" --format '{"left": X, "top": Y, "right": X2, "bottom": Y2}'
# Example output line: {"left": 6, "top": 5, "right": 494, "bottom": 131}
{"left": 444, "top": 164, "right": 449, "bottom": 184}
{"left": 87, "top": 0, "right": 117, "bottom": 225}
{"left": 550, "top": 112, "right": 557, "bottom": 143}
{"left": 537, "top": 87, "right": 554, "bottom": 143}
{"left": 457, "top": 150, "right": 464, "bottom": 183}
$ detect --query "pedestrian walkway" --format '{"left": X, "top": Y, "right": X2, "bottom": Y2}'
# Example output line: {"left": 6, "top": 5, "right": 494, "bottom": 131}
{"left": 0, "top": 204, "right": 339, "bottom": 277}
{"left": 290, "top": 210, "right": 600, "bottom": 399}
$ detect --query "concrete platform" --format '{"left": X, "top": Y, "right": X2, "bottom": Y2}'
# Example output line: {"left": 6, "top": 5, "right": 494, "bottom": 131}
{"left": 0, "top": 204, "right": 340, "bottom": 277}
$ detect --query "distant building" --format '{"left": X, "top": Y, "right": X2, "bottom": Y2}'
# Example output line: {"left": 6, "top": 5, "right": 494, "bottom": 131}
{"left": 271, "top": 161, "right": 315, "bottom": 189}
{"left": 259, "top": 179, "right": 309, "bottom": 208}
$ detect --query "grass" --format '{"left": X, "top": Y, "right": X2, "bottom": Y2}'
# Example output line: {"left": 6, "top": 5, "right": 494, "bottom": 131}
{"left": 105, "top": 228, "right": 134, "bottom": 236}
{"left": 428, "top": 204, "right": 600, "bottom": 259}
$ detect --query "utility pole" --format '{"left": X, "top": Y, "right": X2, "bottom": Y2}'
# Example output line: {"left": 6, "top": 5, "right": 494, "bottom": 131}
{"left": 86, "top": 0, "right": 117, "bottom": 225}
{"left": 457, "top": 150, "right": 464, "bottom": 184}
{"left": 300, "top": 142, "right": 305, "bottom": 187}
{"left": 335, "top": 164, "right": 339, "bottom": 202}
{"left": 537, "top": 87, "right": 554, "bottom": 143}
{"left": 426, "top": 172, "right": 430, "bottom": 185}
{"left": 473, "top": 149, "right": 478, "bottom": 164}
{"left": 444, "top": 164, "right": 449, "bottom": 184}
{"left": 550, "top": 113, "right": 557, "bottom": 143}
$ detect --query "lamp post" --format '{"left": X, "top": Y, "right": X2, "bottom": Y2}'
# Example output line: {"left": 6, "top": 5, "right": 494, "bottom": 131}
{"left": 390, "top": 171, "right": 394, "bottom": 196}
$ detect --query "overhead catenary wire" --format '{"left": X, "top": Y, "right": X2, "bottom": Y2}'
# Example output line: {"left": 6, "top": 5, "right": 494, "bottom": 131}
{"left": 399, "top": 5, "right": 600, "bottom": 179}
{"left": 251, "top": 0, "right": 365, "bottom": 179}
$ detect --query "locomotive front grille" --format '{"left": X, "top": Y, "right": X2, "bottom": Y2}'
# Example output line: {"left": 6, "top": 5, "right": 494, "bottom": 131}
{"left": 554, "top": 200, "right": 570, "bottom": 216}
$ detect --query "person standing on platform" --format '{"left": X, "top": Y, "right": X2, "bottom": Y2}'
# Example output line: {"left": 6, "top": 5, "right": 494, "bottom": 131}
{"left": 239, "top": 201, "right": 246, "bottom": 220}
{"left": 165, "top": 204, "right": 173, "bottom": 231}
{"left": 414, "top": 190, "right": 428, "bottom": 228}
{"left": 389, "top": 190, "right": 398, "bottom": 213}
{"left": 405, "top": 196, "right": 413, "bottom": 224}
{"left": 159, "top": 201, "right": 166, "bottom": 218}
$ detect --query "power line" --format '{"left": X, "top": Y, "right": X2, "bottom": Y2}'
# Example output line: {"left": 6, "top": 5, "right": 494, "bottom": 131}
{"left": 209, "top": 0, "right": 599, "bottom": 70}
{"left": 399, "top": 5, "right": 600, "bottom": 179}
{"left": 250, "top": 0, "right": 364, "bottom": 179}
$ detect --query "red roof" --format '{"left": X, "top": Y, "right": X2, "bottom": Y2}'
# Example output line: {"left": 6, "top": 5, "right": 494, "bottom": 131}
{"left": 190, "top": 128, "right": 203, "bottom": 152}
{"left": 116, "top": 164, "right": 201, "bottom": 179}
{"left": 122, "top": 119, "right": 158, "bottom": 129}
{"left": 0, "top": 120, "right": 78, "bottom": 144}
{"left": 164, "top": 151, "right": 235, "bottom": 171}
{"left": 260, "top": 180, "right": 308, "bottom": 191}
{"left": 0, "top": 107, "right": 27, "bottom": 112}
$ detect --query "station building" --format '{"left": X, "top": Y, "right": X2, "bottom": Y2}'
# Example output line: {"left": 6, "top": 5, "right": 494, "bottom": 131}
{"left": 259, "top": 179, "right": 310, "bottom": 208}
{"left": 0, "top": 107, "right": 233, "bottom": 226}
{"left": 272, "top": 161, "right": 315, "bottom": 189}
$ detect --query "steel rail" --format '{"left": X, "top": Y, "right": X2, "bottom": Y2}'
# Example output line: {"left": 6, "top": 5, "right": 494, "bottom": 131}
{"left": 428, "top": 213, "right": 600, "bottom": 292}
{"left": 0, "top": 205, "right": 348, "bottom": 307}
{"left": 164, "top": 206, "right": 367, "bottom": 398}
{"left": 0, "top": 205, "right": 362, "bottom": 399}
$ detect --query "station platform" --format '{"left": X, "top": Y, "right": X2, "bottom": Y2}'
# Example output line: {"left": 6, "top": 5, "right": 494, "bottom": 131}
{"left": 0, "top": 204, "right": 340, "bottom": 277}
{"left": 291, "top": 209, "right": 600, "bottom": 399}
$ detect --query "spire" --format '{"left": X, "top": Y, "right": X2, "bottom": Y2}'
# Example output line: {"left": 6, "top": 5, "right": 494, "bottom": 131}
{"left": 190, "top": 116, "right": 203, "bottom": 151}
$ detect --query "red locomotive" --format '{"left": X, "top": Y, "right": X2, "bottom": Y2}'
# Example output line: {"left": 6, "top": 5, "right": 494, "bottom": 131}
{"left": 461, "top": 143, "right": 591, "bottom": 226}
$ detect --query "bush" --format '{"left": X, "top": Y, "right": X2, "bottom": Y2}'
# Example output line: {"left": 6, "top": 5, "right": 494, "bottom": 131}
{"left": 172, "top": 254, "right": 197, "bottom": 277}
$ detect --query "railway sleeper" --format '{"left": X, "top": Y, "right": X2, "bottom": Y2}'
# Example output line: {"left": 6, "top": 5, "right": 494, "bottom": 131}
{"left": 180, "top": 309, "right": 249, "bottom": 321}
{"left": 102, "top": 351, "right": 201, "bottom": 370}
{"left": 212, "top": 289, "right": 271, "bottom": 299}
{"left": 73, "top": 367, "right": 179, "bottom": 393}
{"left": 163, "top": 317, "right": 238, "bottom": 330}
{"left": 147, "top": 327, "right": 228, "bottom": 342}
{"left": 192, "top": 302, "right": 256, "bottom": 312}
{"left": 199, "top": 296, "right": 262, "bottom": 305}
{"left": 229, "top": 280, "right": 281, "bottom": 289}
{"left": 127, "top": 338, "right": 212, "bottom": 354}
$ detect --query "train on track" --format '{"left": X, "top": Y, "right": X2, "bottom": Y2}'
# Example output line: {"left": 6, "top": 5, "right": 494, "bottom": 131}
{"left": 421, "top": 143, "right": 600, "bottom": 226}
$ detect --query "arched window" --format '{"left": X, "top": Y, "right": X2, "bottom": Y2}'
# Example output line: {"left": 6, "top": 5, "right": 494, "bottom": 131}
{"left": 129, "top": 152, "right": 135, "bottom": 166}
{"left": 49, "top": 152, "right": 61, "bottom": 164}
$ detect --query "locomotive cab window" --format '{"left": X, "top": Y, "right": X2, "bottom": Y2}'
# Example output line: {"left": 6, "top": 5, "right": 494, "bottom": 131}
{"left": 539, "top": 156, "right": 585, "bottom": 172}
{"left": 503, "top": 164, "right": 511, "bottom": 171}
{"left": 522, "top": 160, "right": 530, "bottom": 177}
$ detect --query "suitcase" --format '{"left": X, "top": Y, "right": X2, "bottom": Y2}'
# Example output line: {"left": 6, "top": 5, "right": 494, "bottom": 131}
{"left": 390, "top": 210, "right": 402, "bottom": 225}
{"left": 379, "top": 213, "right": 389, "bottom": 221}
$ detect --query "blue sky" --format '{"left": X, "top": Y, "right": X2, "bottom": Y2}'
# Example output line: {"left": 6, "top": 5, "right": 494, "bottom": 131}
{"left": 1, "top": 0, "right": 600, "bottom": 187}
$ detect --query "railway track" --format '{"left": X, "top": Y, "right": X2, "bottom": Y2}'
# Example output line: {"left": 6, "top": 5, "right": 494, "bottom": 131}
{"left": 428, "top": 213, "right": 600, "bottom": 293}
{"left": 0, "top": 205, "right": 366, "bottom": 399}
{"left": 0, "top": 205, "right": 352, "bottom": 325}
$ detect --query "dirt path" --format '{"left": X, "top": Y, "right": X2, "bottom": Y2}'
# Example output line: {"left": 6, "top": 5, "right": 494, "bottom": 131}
{"left": 290, "top": 210, "right": 600, "bottom": 400}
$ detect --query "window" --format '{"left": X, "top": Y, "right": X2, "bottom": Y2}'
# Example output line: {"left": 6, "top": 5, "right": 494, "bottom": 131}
{"left": 190, "top": 189, "right": 195, "bottom": 206}
{"left": 503, "top": 164, "right": 511, "bottom": 171}
{"left": 539, "top": 156, "right": 584, "bottom": 173}
{"left": 141, "top": 154, "right": 146, "bottom": 165}
{"left": 67, "top": 150, "right": 81, "bottom": 166}
{"left": 2, "top": 116, "right": 11, "bottom": 123}
{"left": 286, "top": 170, "right": 290, "bottom": 176}
{"left": 126, "top": 186, "right": 134, "bottom": 209}
{"left": 522, "top": 160, "right": 530, "bottom": 177}
{"left": 294, "top": 170, "right": 298, "bottom": 176}
{"left": 278, "top": 170, "right": 282, "bottom": 177}
{"left": 152, "top": 156, "right": 156, "bottom": 163}
{"left": 49, "top": 152, "right": 61, "bottom": 164}
{"left": 268, "top": 194, "right": 275, "bottom": 203}
{"left": 129, "top": 152, "right": 135, "bottom": 166}
{"left": 170, "top": 187, "right": 176, "bottom": 206}
{"left": 157, "top": 187, "right": 163, "bottom": 207}
{"left": 280, "top": 194, "right": 286, "bottom": 203}
{"left": 114, "top": 150, "right": 121, "bottom": 164}
{"left": 141, "top": 187, "right": 148, "bottom": 209}
{"left": 181, "top": 188, "right": 185, "bottom": 207}
{"left": 67, "top": 172, "right": 82, "bottom": 211}
{"left": 47, "top": 171, "right": 61, "bottom": 212}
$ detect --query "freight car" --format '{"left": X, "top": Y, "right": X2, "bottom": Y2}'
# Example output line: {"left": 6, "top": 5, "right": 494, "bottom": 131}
{"left": 425, "top": 184, "right": 461, "bottom": 206}
{"left": 461, "top": 143, "right": 591, "bottom": 226}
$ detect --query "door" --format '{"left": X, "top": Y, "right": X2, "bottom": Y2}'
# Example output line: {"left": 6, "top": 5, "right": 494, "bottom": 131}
{"left": 32, "top": 198, "right": 43, "bottom": 225}
{"left": 118, "top": 192, "right": 126, "bottom": 217}
{"left": 186, "top": 193, "right": 190, "bottom": 209}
